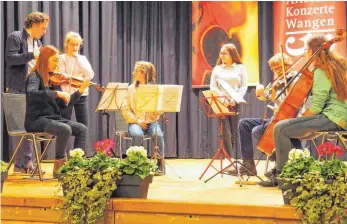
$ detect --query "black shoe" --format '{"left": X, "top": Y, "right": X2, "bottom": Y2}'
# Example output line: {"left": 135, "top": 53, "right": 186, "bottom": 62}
{"left": 264, "top": 168, "right": 277, "bottom": 178}
{"left": 257, "top": 175, "right": 278, "bottom": 187}
{"left": 227, "top": 160, "right": 257, "bottom": 176}
{"left": 154, "top": 158, "right": 166, "bottom": 176}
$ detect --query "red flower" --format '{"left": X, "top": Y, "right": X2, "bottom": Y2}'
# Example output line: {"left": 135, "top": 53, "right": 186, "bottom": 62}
{"left": 316, "top": 141, "right": 334, "bottom": 156}
{"left": 332, "top": 145, "right": 344, "bottom": 157}
{"left": 105, "top": 149, "right": 113, "bottom": 157}
{"left": 102, "top": 139, "right": 115, "bottom": 151}
{"left": 93, "top": 139, "right": 115, "bottom": 156}
{"left": 94, "top": 141, "right": 104, "bottom": 153}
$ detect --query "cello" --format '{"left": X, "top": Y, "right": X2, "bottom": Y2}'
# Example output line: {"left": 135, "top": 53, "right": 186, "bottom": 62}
{"left": 257, "top": 28, "right": 347, "bottom": 155}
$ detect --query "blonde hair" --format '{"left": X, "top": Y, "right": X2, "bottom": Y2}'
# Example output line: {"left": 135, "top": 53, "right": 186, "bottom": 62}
{"left": 132, "top": 61, "right": 156, "bottom": 83}
{"left": 64, "top": 31, "right": 83, "bottom": 51}
{"left": 307, "top": 34, "right": 347, "bottom": 101}
{"left": 268, "top": 53, "right": 293, "bottom": 76}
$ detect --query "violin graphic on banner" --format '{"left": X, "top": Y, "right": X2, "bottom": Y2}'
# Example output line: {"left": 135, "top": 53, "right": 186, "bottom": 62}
{"left": 191, "top": 1, "right": 260, "bottom": 88}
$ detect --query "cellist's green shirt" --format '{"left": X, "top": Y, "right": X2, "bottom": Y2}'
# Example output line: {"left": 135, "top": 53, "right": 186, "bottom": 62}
{"left": 309, "top": 68, "right": 347, "bottom": 130}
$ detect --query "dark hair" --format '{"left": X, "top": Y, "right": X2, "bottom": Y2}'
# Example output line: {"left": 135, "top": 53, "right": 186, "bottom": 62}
{"left": 24, "top": 12, "right": 49, "bottom": 29}
{"left": 216, "top": 43, "right": 242, "bottom": 65}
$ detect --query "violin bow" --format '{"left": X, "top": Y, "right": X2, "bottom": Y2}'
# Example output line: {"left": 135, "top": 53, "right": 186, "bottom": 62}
{"left": 279, "top": 44, "right": 288, "bottom": 95}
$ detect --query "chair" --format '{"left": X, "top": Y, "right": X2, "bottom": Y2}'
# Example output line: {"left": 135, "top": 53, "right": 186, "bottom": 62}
{"left": 114, "top": 111, "right": 151, "bottom": 159}
{"left": 2, "top": 93, "right": 55, "bottom": 181}
{"left": 309, "top": 131, "right": 347, "bottom": 157}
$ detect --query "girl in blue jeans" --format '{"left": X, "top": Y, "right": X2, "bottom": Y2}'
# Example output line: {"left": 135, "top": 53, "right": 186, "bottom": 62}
{"left": 121, "top": 61, "right": 165, "bottom": 175}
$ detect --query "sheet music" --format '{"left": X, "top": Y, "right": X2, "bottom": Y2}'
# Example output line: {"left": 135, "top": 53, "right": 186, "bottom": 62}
{"left": 135, "top": 84, "right": 183, "bottom": 112}
{"left": 202, "top": 90, "right": 231, "bottom": 114}
{"left": 217, "top": 79, "right": 247, "bottom": 104}
{"left": 95, "top": 82, "right": 129, "bottom": 111}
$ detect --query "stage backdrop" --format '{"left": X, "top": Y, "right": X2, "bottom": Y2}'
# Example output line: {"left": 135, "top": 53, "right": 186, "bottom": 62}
{"left": 191, "top": 1, "right": 259, "bottom": 88}
{"left": 274, "top": 1, "right": 346, "bottom": 69}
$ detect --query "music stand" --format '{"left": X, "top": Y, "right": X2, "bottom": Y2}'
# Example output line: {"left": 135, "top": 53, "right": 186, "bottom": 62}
{"left": 135, "top": 84, "right": 183, "bottom": 178}
{"left": 96, "top": 82, "right": 129, "bottom": 157}
{"left": 199, "top": 90, "right": 238, "bottom": 181}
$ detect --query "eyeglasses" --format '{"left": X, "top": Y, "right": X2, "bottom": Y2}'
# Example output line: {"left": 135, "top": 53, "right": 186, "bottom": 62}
{"left": 68, "top": 43, "right": 80, "bottom": 47}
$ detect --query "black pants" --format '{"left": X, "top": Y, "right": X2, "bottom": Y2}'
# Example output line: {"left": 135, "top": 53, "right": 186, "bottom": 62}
{"left": 44, "top": 120, "right": 88, "bottom": 159}
{"left": 61, "top": 96, "right": 88, "bottom": 127}
{"left": 217, "top": 105, "right": 240, "bottom": 157}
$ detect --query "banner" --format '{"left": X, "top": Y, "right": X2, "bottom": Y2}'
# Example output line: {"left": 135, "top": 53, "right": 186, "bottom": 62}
{"left": 191, "top": 2, "right": 259, "bottom": 88}
{"left": 274, "top": 1, "right": 346, "bottom": 69}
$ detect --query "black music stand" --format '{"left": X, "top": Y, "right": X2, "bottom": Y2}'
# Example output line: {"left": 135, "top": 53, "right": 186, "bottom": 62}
{"left": 135, "top": 84, "right": 183, "bottom": 178}
{"left": 96, "top": 82, "right": 129, "bottom": 157}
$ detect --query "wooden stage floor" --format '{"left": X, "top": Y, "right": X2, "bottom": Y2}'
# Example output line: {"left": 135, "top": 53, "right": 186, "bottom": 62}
{"left": 1, "top": 159, "right": 302, "bottom": 224}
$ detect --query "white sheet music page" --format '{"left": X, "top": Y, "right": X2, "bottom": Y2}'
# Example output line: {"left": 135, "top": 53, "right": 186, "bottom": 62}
{"left": 217, "top": 79, "right": 247, "bottom": 104}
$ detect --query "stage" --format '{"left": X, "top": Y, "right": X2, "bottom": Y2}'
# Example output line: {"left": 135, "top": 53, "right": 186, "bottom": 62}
{"left": 1, "top": 159, "right": 301, "bottom": 224}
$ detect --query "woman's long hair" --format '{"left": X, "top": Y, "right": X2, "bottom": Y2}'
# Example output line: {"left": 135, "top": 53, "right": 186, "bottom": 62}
{"left": 28, "top": 45, "right": 59, "bottom": 87}
{"left": 307, "top": 34, "right": 347, "bottom": 101}
{"left": 132, "top": 61, "right": 156, "bottom": 84}
{"left": 216, "top": 43, "right": 243, "bottom": 65}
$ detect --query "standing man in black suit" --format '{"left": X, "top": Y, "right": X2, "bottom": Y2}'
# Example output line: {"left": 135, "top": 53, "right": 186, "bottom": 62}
{"left": 5, "top": 12, "right": 49, "bottom": 174}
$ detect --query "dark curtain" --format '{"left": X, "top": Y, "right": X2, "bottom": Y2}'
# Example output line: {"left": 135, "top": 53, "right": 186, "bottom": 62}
{"left": 2, "top": 1, "right": 342, "bottom": 161}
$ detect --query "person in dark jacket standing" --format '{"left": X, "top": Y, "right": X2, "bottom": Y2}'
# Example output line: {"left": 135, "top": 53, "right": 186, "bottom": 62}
{"left": 25, "top": 45, "right": 89, "bottom": 178}
{"left": 5, "top": 12, "right": 49, "bottom": 174}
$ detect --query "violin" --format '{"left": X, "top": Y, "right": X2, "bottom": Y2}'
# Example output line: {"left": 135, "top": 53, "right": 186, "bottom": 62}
{"left": 263, "top": 56, "right": 304, "bottom": 100}
{"left": 48, "top": 72, "right": 104, "bottom": 91}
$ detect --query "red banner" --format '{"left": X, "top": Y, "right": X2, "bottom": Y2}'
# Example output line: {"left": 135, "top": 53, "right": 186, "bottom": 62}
{"left": 274, "top": 1, "right": 346, "bottom": 69}
{"left": 191, "top": 1, "right": 259, "bottom": 88}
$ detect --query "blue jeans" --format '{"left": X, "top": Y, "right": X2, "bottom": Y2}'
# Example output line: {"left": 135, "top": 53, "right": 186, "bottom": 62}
{"left": 238, "top": 117, "right": 302, "bottom": 161}
{"left": 128, "top": 122, "right": 165, "bottom": 156}
{"left": 238, "top": 118, "right": 269, "bottom": 160}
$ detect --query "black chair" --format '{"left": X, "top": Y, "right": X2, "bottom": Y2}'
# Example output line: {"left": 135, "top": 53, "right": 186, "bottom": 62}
{"left": 2, "top": 93, "right": 55, "bottom": 181}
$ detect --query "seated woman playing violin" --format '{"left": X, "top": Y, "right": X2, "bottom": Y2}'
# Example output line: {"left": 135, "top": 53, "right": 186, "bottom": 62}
{"left": 227, "top": 53, "right": 303, "bottom": 177}
{"left": 260, "top": 34, "right": 347, "bottom": 187}
{"left": 25, "top": 45, "right": 90, "bottom": 178}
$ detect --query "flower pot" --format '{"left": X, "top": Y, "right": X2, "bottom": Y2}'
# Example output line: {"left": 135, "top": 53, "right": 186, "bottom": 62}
{"left": 324, "top": 179, "right": 334, "bottom": 184}
{"left": 1, "top": 171, "right": 8, "bottom": 193}
{"left": 56, "top": 173, "right": 67, "bottom": 195}
{"left": 276, "top": 177, "right": 300, "bottom": 205}
{"left": 113, "top": 175, "right": 153, "bottom": 198}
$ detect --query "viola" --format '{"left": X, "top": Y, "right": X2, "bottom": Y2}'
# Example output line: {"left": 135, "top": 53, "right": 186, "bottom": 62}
{"left": 48, "top": 72, "right": 104, "bottom": 91}
{"left": 263, "top": 56, "right": 303, "bottom": 100}
{"left": 257, "top": 28, "right": 347, "bottom": 156}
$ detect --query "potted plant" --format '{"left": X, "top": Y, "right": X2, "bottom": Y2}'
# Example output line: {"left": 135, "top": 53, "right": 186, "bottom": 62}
{"left": 114, "top": 146, "right": 157, "bottom": 198}
{"left": 280, "top": 142, "right": 347, "bottom": 223}
{"left": 290, "top": 169, "right": 347, "bottom": 223}
{"left": 1, "top": 160, "right": 8, "bottom": 193}
{"left": 56, "top": 139, "right": 121, "bottom": 224}
{"left": 277, "top": 148, "right": 315, "bottom": 204}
